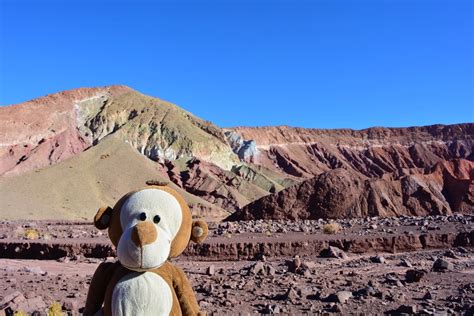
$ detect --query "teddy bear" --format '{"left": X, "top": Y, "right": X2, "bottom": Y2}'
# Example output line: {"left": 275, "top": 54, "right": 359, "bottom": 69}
{"left": 84, "top": 184, "right": 208, "bottom": 316}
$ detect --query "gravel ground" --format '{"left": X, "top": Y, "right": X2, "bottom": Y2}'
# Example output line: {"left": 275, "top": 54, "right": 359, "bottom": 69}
{"left": 0, "top": 214, "right": 473, "bottom": 315}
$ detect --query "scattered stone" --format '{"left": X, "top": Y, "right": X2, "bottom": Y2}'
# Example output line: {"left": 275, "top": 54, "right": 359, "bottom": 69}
{"left": 319, "top": 246, "right": 348, "bottom": 259}
{"left": 327, "top": 303, "right": 342, "bottom": 313}
{"left": 385, "top": 274, "right": 404, "bottom": 287}
{"left": 370, "top": 255, "right": 386, "bottom": 264}
{"left": 432, "top": 258, "right": 453, "bottom": 272}
{"left": 206, "top": 265, "right": 215, "bottom": 276}
{"left": 405, "top": 269, "right": 425, "bottom": 283}
{"left": 287, "top": 256, "right": 302, "bottom": 273}
{"left": 263, "top": 304, "right": 280, "bottom": 314}
{"left": 2, "top": 291, "right": 24, "bottom": 305}
{"left": 443, "top": 250, "right": 457, "bottom": 259}
{"left": 399, "top": 258, "right": 413, "bottom": 268}
{"left": 266, "top": 265, "right": 276, "bottom": 277}
{"left": 301, "top": 260, "right": 317, "bottom": 271}
{"left": 355, "top": 286, "right": 383, "bottom": 299}
{"left": 25, "top": 266, "right": 46, "bottom": 275}
{"left": 248, "top": 262, "right": 265, "bottom": 275}
{"left": 63, "top": 299, "right": 80, "bottom": 311}
{"left": 396, "top": 304, "right": 417, "bottom": 314}
{"left": 326, "top": 291, "right": 352, "bottom": 304}
{"left": 423, "top": 291, "right": 433, "bottom": 300}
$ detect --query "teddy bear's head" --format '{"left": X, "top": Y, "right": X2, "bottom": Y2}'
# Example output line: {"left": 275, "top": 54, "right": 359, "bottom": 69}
{"left": 93, "top": 185, "right": 208, "bottom": 271}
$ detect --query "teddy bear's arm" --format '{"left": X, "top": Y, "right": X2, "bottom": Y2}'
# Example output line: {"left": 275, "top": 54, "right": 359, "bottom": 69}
{"left": 84, "top": 261, "right": 116, "bottom": 316}
{"left": 172, "top": 265, "right": 204, "bottom": 316}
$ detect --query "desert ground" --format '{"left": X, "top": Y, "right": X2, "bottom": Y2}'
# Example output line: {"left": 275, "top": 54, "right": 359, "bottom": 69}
{"left": 1, "top": 214, "right": 473, "bottom": 315}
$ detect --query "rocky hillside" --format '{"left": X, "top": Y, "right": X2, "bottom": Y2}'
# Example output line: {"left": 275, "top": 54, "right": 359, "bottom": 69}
{"left": 227, "top": 159, "right": 474, "bottom": 221}
{"left": 0, "top": 86, "right": 293, "bottom": 216}
{"left": 0, "top": 135, "right": 230, "bottom": 220}
{"left": 226, "top": 125, "right": 473, "bottom": 178}
{"left": 0, "top": 85, "right": 238, "bottom": 176}
{"left": 1, "top": 85, "right": 473, "bottom": 220}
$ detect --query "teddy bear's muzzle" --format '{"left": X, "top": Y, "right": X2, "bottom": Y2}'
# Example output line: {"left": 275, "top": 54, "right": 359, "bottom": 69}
{"left": 131, "top": 221, "right": 157, "bottom": 248}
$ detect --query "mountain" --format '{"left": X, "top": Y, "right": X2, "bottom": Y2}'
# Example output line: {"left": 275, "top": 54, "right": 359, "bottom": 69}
{"left": 0, "top": 85, "right": 237, "bottom": 176}
{"left": 0, "top": 135, "right": 229, "bottom": 220}
{"left": 1, "top": 85, "right": 473, "bottom": 220}
{"left": 227, "top": 159, "right": 474, "bottom": 221}
{"left": 0, "top": 86, "right": 293, "bottom": 218}
{"left": 225, "top": 125, "right": 473, "bottom": 178}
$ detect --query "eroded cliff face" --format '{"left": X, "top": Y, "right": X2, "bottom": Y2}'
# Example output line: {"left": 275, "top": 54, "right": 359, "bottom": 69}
{"left": 0, "top": 86, "right": 239, "bottom": 177}
{"left": 0, "top": 86, "right": 131, "bottom": 176}
{"left": 0, "top": 86, "right": 288, "bottom": 215}
{"left": 228, "top": 159, "right": 474, "bottom": 221}
{"left": 1, "top": 86, "right": 473, "bottom": 220}
{"left": 226, "top": 125, "right": 473, "bottom": 178}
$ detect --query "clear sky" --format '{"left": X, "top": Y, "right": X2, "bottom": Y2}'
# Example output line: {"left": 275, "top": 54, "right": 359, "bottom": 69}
{"left": 0, "top": 0, "right": 472, "bottom": 129}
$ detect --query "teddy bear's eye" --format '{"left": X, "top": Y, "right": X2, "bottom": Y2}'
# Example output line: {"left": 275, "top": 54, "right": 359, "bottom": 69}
{"left": 153, "top": 215, "right": 161, "bottom": 224}
{"left": 139, "top": 212, "right": 147, "bottom": 221}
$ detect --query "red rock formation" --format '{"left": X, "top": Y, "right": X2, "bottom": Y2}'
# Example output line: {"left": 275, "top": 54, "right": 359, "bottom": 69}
{"left": 166, "top": 158, "right": 271, "bottom": 212}
{"left": 227, "top": 159, "right": 474, "bottom": 220}
{"left": 1, "top": 86, "right": 473, "bottom": 220}
{"left": 227, "top": 124, "right": 474, "bottom": 178}
{"left": 0, "top": 85, "right": 131, "bottom": 176}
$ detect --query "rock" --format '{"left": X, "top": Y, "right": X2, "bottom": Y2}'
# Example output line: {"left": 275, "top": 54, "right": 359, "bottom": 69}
{"left": 326, "top": 291, "right": 352, "bottom": 304}
{"left": 24, "top": 297, "right": 47, "bottom": 312}
{"left": 370, "top": 255, "right": 386, "bottom": 264}
{"left": 405, "top": 269, "right": 425, "bottom": 283}
{"left": 423, "top": 291, "right": 433, "bottom": 300}
{"left": 356, "top": 286, "right": 383, "bottom": 298}
{"left": 302, "top": 260, "right": 317, "bottom": 270}
{"left": 263, "top": 304, "right": 280, "bottom": 314}
{"left": 328, "top": 304, "right": 342, "bottom": 313}
{"left": 227, "top": 158, "right": 472, "bottom": 221}
{"left": 432, "top": 258, "right": 453, "bottom": 272}
{"left": 303, "top": 269, "right": 312, "bottom": 278}
{"left": 443, "top": 250, "right": 458, "bottom": 259}
{"left": 25, "top": 266, "right": 46, "bottom": 275}
{"left": 336, "top": 291, "right": 353, "bottom": 304}
{"left": 2, "top": 291, "right": 24, "bottom": 305}
{"left": 399, "top": 258, "right": 413, "bottom": 268}
{"left": 63, "top": 299, "right": 80, "bottom": 311}
{"left": 385, "top": 274, "right": 404, "bottom": 287}
{"left": 206, "top": 265, "right": 215, "bottom": 276}
{"left": 396, "top": 304, "right": 417, "bottom": 314}
{"left": 248, "top": 262, "right": 265, "bottom": 275}
{"left": 266, "top": 265, "right": 276, "bottom": 277}
{"left": 287, "top": 256, "right": 302, "bottom": 273}
{"left": 320, "top": 246, "right": 348, "bottom": 259}
{"left": 282, "top": 287, "right": 300, "bottom": 301}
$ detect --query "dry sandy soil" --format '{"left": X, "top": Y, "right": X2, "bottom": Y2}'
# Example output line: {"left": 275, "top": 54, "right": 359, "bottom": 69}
{"left": 0, "top": 215, "right": 473, "bottom": 315}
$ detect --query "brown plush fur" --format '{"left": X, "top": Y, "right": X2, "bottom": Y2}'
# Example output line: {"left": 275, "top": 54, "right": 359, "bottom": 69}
{"left": 85, "top": 185, "right": 208, "bottom": 316}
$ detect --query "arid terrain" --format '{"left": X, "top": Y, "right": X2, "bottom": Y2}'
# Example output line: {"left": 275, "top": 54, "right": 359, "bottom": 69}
{"left": 0, "top": 86, "right": 473, "bottom": 315}
{"left": 0, "top": 214, "right": 473, "bottom": 315}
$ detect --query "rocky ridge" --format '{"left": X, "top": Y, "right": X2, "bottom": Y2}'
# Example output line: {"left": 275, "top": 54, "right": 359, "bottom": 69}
{"left": 228, "top": 159, "right": 474, "bottom": 221}
{"left": 1, "top": 86, "right": 473, "bottom": 220}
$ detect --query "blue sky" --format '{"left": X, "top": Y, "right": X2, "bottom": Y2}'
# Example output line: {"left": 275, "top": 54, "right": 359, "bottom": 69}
{"left": 0, "top": 0, "right": 472, "bottom": 129}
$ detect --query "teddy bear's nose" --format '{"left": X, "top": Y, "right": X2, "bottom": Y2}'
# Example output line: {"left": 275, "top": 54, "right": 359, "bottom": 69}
{"left": 131, "top": 221, "right": 157, "bottom": 248}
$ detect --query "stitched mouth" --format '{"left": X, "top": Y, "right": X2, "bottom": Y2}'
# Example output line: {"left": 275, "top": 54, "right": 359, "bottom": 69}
{"left": 120, "top": 247, "right": 162, "bottom": 272}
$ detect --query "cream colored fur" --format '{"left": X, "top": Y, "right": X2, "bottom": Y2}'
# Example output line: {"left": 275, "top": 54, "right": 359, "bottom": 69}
{"left": 117, "top": 189, "right": 183, "bottom": 270}
{"left": 112, "top": 272, "right": 173, "bottom": 316}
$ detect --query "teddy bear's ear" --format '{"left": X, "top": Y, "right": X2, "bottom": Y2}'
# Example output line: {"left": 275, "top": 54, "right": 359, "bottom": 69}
{"left": 190, "top": 220, "right": 208, "bottom": 243}
{"left": 94, "top": 206, "right": 113, "bottom": 230}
